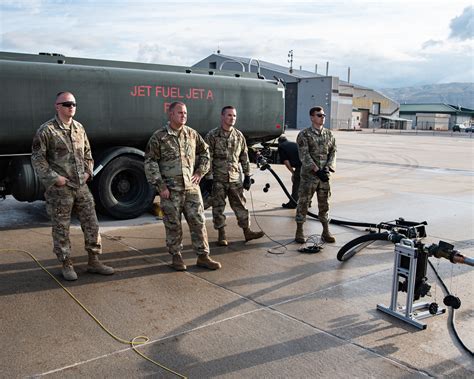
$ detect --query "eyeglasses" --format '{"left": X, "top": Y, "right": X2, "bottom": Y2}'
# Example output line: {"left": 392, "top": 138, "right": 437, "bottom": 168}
{"left": 56, "top": 101, "right": 77, "bottom": 108}
{"left": 315, "top": 113, "right": 326, "bottom": 118}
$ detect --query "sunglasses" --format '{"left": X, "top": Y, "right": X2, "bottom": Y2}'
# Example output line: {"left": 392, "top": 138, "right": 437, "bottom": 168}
{"left": 315, "top": 113, "right": 326, "bottom": 118}
{"left": 57, "top": 101, "right": 77, "bottom": 108}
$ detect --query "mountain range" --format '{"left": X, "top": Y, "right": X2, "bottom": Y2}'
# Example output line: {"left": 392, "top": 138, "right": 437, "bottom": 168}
{"left": 378, "top": 82, "right": 474, "bottom": 110}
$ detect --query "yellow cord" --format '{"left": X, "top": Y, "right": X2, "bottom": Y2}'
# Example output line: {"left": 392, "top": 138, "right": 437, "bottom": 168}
{"left": 0, "top": 248, "right": 187, "bottom": 379}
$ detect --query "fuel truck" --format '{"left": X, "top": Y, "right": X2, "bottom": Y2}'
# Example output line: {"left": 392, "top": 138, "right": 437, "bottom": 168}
{"left": 0, "top": 52, "right": 285, "bottom": 219}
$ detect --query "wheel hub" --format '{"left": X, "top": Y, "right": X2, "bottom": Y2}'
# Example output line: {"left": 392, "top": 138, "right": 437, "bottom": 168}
{"left": 117, "top": 178, "right": 131, "bottom": 194}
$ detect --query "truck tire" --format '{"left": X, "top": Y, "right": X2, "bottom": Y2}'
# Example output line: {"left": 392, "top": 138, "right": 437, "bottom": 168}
{"left": 93, "top": 155, "right": 155, "bottom": 219}
{"left": 8, "top": 157, "right": 44, "bottom": 202}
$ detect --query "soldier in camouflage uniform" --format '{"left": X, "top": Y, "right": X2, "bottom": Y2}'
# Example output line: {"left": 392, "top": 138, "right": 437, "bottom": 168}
{"left": 31, "top": 92, "right": 114, "bottom": 281}
{"left": 145, "top": 102, "right": 221, "bottom": 271}
{"left": 295, "top": 106, "right": 337, "bottom": 244}
{"left": 205, "top": 106, "right": 264, "bottom": 246}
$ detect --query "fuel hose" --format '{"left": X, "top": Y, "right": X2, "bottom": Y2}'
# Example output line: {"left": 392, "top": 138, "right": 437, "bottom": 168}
{"left": 263, "top": 164, "right": 377, "bottom": 228}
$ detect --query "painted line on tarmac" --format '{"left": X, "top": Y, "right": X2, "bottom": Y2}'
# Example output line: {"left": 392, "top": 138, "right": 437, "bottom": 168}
{"left": 33, "top": 240, "right": 423, "bottom": 377}
{"left": 339, "top": 158, "right": 473, "bottom": 175}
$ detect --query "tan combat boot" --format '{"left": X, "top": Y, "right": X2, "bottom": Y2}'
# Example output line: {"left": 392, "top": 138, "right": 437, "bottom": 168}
{"left": 62, "top": 257, "right": 78, "bottom": 281}
{"left": 196, "top": 254, "right": 222, "bottom": 270}
{"left": 171, "top": 253, "right": 187, "bottom": 271}
{"left": 243, "top": 227, "right": 264, "bottom": 242}
{"left": 321, "top": 222, "right": 336, "bottom": 243}
{"left": 87, "top": 254, "right": 115, "bottom": 275}
{"left": 295, "top": 223, "right": 306, "bottom": 244}
{"left": 217, "top": 228, "right": 228, "bottom": 246}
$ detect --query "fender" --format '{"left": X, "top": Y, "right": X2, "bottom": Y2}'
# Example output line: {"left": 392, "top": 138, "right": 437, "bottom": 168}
{"left": 93, "top": 147, "right": 145, "bottom": 176}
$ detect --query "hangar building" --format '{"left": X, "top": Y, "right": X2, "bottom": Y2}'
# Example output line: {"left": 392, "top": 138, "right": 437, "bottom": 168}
{"left": 193, "top": 53, "right": 404, "bottom": 130}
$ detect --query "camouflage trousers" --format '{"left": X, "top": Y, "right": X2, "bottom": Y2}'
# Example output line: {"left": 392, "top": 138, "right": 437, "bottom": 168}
{"left": 160, "top": 188, "right": 209, "bottom": 255}
{"left": 212, "top": 181, "right": 249, "bottom": 230}
{"left": 295, "top": 178, "right": 331, "bottom": 224}
{"left": 44, "top": 184, "right": 101, "bottom": 262}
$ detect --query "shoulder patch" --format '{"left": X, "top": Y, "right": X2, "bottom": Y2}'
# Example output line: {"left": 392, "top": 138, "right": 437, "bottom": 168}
{"left": 32, "top": 139, "right": 41, "bottom": 151}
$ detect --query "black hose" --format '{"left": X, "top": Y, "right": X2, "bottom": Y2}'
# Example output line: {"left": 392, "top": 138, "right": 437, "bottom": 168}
{"left": 337, "top": 232, "right": 390, "bottom": 261}
{"left": 263, "top": 161, "right": 472, "bottom": 355}
{"left": 267, "top": 165, "right": 295, "bottom": 203}
{"left": 266, "top": 166, "right": 378, "bottom": 228}
{"left": 428, "top": 259, "right": 473, "bottom": 356}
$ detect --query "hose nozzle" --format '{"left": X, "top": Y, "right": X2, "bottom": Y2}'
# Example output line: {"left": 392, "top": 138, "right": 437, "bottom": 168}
{"left": 427, "top": 240, "right": 474, "bottom": 266}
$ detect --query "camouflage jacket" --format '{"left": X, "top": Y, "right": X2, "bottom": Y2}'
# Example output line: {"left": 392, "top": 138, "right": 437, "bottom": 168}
{"left": 205, "top": 127, "right": 250, "bottom": 183}
{"left": 145, "top": 123, "right": 210, "bottom": 191}
{"left": 31, "top": 116, "right": 94, "bottom": 190}
{"left": 297, "top": 126, "right": 336, "bottom": 181}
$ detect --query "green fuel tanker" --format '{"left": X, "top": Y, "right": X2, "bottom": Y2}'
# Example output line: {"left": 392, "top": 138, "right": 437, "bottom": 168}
{"left": 0, "top": 51, "right": 285, "bottom": 219}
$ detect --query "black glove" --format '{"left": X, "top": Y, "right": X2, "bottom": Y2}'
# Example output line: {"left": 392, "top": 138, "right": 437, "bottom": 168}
{"left": 243, "top": 175, "right": 252, "bottom": 191}
{"left": 316, "top": 168, "right": 330, "bottom": 182}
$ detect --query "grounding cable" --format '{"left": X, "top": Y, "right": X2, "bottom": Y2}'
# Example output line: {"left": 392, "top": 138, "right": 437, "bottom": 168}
{"left": 0, "top": 248, "right": 187, "bottom": 378}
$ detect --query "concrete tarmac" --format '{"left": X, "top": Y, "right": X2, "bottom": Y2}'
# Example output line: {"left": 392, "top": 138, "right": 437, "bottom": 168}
{"left": 0, "top": 130, "right": 473, "bottom": 378}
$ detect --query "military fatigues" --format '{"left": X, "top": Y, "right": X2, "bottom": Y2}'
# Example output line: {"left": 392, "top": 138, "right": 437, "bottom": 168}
{"left": 144, "top": 123, "right": 210, "bottom": 256}
{"left": 205, "top": 127, "right": 251, "bottom": 230}
{"left": 31, "top": 116, "right": 101, "bottom": 262}
{"left": 295, "top": 127, "right": 336, "bottom": 224}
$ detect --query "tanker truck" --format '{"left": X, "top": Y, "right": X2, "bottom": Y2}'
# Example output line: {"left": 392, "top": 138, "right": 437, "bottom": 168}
{"left": 0, "top": 51, "right": 285, "bottom": 219}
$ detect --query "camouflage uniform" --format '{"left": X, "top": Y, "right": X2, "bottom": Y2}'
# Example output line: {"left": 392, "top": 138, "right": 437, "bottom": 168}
{"left": 295, "top": 127, "right": 336, "bottom": 224}
{"left": 31, "top": 116, "right": 101, "bottom": 262}
{"left": 144, "top": 123, "right": 210, "bottom": 256}
{"left": 205, "top": 127, "right": 251, "bottom": 229}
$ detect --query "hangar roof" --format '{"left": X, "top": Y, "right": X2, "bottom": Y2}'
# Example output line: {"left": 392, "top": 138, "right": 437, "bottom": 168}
{"left": 194, "top": 53, "right": 318, "bottom": 78}
{"left": 400, "top": 103, "right": 474, "bottom": 114}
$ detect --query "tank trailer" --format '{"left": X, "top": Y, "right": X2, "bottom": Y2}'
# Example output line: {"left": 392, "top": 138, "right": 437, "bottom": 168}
{"left": 0, "top": 52, "right": 285, "bottom": 219}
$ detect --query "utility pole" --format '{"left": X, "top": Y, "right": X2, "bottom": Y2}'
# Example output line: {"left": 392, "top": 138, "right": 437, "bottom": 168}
{"left": 288, "top": 50, "right": 293, "bottom": 74}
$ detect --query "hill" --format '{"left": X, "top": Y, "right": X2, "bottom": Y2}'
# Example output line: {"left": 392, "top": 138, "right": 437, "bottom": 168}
{"left": 378, "top": 82, "right": 474, "bottom": 109}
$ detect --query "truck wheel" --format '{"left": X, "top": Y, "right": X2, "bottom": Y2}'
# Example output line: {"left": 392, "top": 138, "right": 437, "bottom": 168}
{"left": 8, "top": 157, "right": 44, "bottom": 202}
{"left": 94, "top": 155, "right": 155, "bottom": 219}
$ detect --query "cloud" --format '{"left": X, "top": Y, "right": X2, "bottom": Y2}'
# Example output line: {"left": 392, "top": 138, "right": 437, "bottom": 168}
{"left": 368, "top": 49, "right": 474, "bottom": 88}
{"left": 1, "top": 0, "right": 473, "bottom": 88}
{"left": 422, "top": 39, "right": 443, "bottom": 49}
{"left": 449, "top": 6, "right": 473, "bottom": 40}
{"left": 135, "top": 42, "right": 211, "bottom": 66}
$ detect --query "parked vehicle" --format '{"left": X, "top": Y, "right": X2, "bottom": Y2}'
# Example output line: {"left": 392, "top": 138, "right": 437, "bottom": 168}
{"left": 0, "top": 52, "right": 285, "bottom": 219}
{"left": 464, "top": 126, "right": 474, "bottom": 133}
{"left": 452, "top": 124, "right": 467, "bottom": 132}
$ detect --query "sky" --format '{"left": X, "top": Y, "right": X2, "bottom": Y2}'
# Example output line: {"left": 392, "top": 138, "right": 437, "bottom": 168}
{"left": 1, "top": 0, "right": 473, "bottom": 89}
